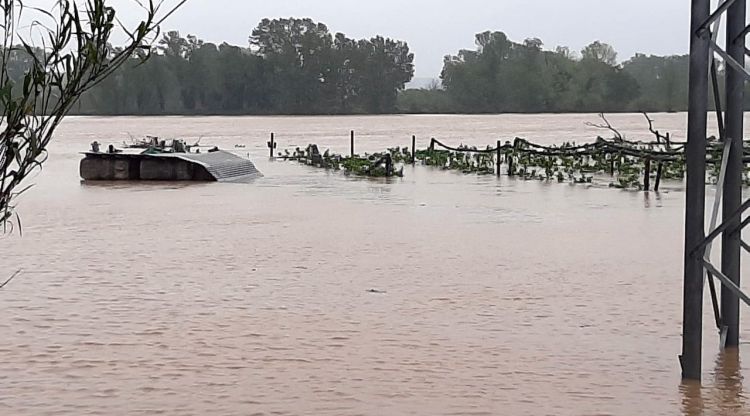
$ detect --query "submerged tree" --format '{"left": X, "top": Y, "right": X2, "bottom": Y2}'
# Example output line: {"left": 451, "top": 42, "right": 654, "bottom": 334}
{"left": 0, "top": 0, "right": 185, "bottom": 233}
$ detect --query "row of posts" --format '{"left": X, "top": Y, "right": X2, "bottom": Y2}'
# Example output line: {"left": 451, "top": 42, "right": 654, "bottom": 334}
{"left": 267, "top": 132, "right": 663, "bottom": 190}
{"left": 268, "top": 130, "right": 418, "bottom": 165}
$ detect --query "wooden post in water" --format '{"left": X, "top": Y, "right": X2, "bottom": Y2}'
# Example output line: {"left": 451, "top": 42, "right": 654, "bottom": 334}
{"left": 412, "top": 135, "right": 417, "bottom": 164}
{"left": 496, "top": 140, "right": 501, "bottom": 177}
{"left": 655, "top": 162, "right": 664, "bottom": 192}
{"left": 644, "top": 158, "right": 652, "bottom": 191}
{"left": 508, "top": 152, "right": 515, "bottom": 177}
{"left": 350, "top": 130, "right": 355, "bottom": 157}
{"left": 268, "top": 133, "right": 276, "bottom": 158}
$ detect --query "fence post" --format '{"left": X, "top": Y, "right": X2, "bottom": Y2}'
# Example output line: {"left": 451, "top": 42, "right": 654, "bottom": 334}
{"left": 412, "top": 135, "right": 416, "bottom": 164}
{"left": 268, "top": 132, "right": 276, "bottom": 158}
{"left": 508, "top": 152, "right": 515, "bottom": 177}
{"left": 350, "top": 130, "right": 355, "bottom": 157}
{"left": 644, "top": 158, "right": 651, "bottom": 191}
{"left": 655, "top": 162, "right": 664, "bottom": 192}
{"left": 496, "top": 140, "right": 501, "bottom": 177}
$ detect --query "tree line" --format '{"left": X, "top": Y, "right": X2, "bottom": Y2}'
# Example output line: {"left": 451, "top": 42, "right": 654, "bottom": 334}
{"left": 399, "top": 32, "right": 695, "bottom": 114}
{"left": 399, "top": 32, "right": 694, "bottom": 114}
{"left": 71, "top": 18, "right": 414, "bottom": 115}
{"left": 48, "top": 21, "right": 729, "bottom": 115}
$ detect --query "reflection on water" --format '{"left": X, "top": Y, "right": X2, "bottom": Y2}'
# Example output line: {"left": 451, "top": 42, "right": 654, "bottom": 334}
{"left": 2, "top": 114, "right": 750, "bottom": 416}
{"left": 712, "top": 349, "right": 746, "bottom": 414}
{"left": 681, "top": 380, "right": 705, "bottom": 416}
{"left": 681, "top": 349, "right": 747, "bottom": 416}
{"left": 79, "top": 180, "right": 212, "bottom": 191}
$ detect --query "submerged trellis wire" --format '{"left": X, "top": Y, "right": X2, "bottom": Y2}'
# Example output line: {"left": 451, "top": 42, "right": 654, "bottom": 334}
{"left": 422, "top": 135, "right": 744, "bottom": 190}
{"left": 278, "top": 135, "right": 747, "bottom": 190}
{"left": 277, "top": 112, "right": 749, "bottom": 191}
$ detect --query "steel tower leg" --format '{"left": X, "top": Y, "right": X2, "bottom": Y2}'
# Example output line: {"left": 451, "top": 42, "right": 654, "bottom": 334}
{"left": 682, "top": 0, "right": 711, "bottom": 381}
{"left": 721, "top": 0, "right": 746, "bottom": 349}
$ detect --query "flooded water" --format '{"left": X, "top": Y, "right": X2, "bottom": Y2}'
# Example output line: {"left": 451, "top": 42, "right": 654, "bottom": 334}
{"left": 2, "top": 113, "right": 750, "bottom": 415}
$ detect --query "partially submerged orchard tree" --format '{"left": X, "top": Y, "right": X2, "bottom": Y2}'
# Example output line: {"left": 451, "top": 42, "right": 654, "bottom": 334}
{"left": 0, "top": 0, "right": 185, "bottom": 233}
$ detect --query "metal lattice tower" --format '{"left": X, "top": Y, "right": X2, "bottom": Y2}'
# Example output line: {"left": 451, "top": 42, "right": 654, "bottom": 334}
{"left": 682, "top": 0, "right": 747, "bottom": 381}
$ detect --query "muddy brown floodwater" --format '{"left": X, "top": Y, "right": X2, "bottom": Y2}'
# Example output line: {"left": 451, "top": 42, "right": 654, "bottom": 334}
{"left": 2, "top": 113, "right": 750, "bottom": 415}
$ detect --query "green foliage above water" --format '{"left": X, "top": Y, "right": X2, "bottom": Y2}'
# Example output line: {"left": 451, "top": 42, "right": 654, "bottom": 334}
{"left": 414, "top": 133, "right": 698, "bottom": 191}
{"left": 24, "top": 25, "right": 741, "bottom": 115}
{"left": 283, "top": 145, "right": 404, "bottom": 178}
{"left": 72, "top": 18, "right": 415, "bottom": 115}
{"left": 399, "top": 32, "right": 693, "bottom": 114}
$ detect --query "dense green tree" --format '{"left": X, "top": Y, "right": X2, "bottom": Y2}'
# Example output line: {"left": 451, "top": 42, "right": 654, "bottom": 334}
{"left": 581, "top": 41, "right": 618, "bottom": 66}
{"left": 159, "top": 31, "right": 189, "bottom": 58}
{"left": 438, "top": 34, "right": 643, "bottom": 113}
{"left": 357, "top": 36, "right": 414, "bottom": 113}
{"left": 250, "top": 18, "right": 334, "bottom": 112}
{"left": 622, "top": 53, "right": 689, "bottom": 112}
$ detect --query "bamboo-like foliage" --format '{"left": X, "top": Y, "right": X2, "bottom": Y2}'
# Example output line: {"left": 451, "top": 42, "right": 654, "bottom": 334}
{"left": 0, "top": 0, "right": 185, "bottom": 233}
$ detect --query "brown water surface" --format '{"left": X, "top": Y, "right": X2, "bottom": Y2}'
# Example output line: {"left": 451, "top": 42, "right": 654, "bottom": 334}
{"left": 2, "top": 113, "right": 750, "bottom": 415}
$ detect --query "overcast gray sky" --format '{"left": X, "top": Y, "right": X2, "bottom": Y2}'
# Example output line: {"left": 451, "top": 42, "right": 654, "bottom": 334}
{"left": 37, "top": 0, "right": 695, "bottom": 77}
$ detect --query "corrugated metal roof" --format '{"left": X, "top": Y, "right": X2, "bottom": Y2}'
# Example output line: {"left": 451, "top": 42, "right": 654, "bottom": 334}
{"left": 172, "top": 151, "right": 263, "bottom": 182}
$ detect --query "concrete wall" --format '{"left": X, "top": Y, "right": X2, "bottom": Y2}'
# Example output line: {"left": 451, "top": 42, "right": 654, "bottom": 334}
{"left": 139, "top": 158, "right": 193, "bottom": 180}
{"left": 80, "top": 154, "right": 216, "bottom": 181}
{"left": 80, "top": 157, "right": 115, "bottom": 180}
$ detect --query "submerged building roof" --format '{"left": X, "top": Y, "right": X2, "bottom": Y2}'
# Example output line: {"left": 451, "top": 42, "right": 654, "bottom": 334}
{"left": 160, "top": 151, "right": 264, "bottom": 182}
{"left": 80, "top": 150, "right": 263, "bottom": 182}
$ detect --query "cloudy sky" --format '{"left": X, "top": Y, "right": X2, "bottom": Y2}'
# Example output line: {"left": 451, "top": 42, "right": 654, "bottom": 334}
{"left": 34, "top": 0, "right": 697, "bottom": 77}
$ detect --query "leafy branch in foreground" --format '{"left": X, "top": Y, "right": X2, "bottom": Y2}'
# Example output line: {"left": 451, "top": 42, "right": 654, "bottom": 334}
{"left": 0, "top": 0, "right": 186, "bottom": 233}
